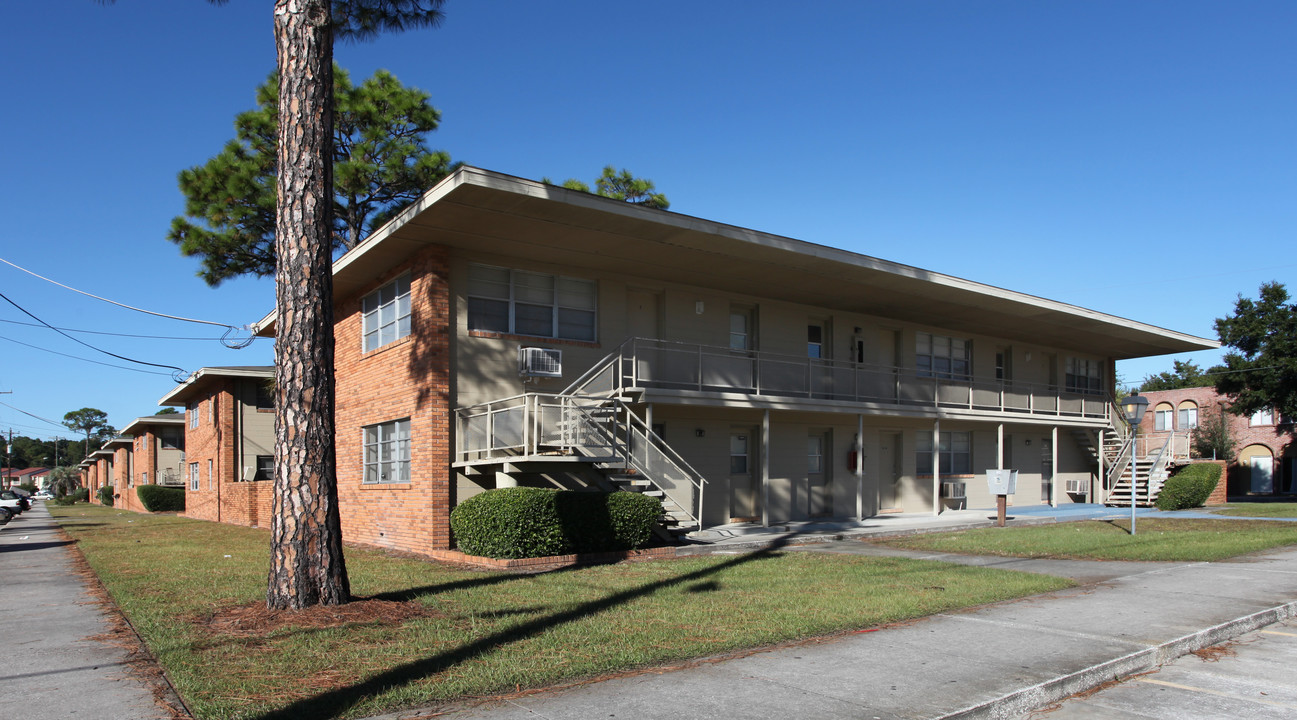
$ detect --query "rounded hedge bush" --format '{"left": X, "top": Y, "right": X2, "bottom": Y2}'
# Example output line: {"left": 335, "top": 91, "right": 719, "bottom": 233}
{"left": 451, "top": 487, "right": 663, "bottom": 559}
{"left": 97, "top": 485, "right": 115, "bottom": 507}
{"left": 1155, "top": 463, "right": 1222, "bottom": 511}
{"left": 136, "top": 485, "right": 186, "bottom": 513}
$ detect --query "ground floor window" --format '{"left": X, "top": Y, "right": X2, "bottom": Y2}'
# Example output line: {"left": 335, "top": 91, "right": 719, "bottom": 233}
{"left": 917, "top": 431, "right": 971, "bottom": 475}
{"left": 255, "top": 455, "right": 273, "bottom": 481}
{"left": 189, "top": 463, "right": 199, "bottom": 491}
{"left": 364, "top": 419, "right": 411, "bottom": 484}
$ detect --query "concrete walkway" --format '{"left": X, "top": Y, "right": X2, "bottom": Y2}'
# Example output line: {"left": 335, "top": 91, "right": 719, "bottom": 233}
{"left": 403, "top": 508, "right": 1297, "bottom": 720}
{"left": 0, "top": 501, "right": 168, "bottom": 719}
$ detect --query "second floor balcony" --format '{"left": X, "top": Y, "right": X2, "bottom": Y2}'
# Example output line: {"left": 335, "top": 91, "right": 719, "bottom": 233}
{"left": 571, "top": 338, "right": 1116, "bottom": 424}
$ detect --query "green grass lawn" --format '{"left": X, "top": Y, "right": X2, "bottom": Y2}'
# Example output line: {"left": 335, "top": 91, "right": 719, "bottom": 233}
{"left": 52, "top": 505, "right": 1070, "bottom": 720}
{"left": 876, "top": 518, "right": 1297, "bottom": 561}
{"left": 1208, "top": 503, "right": 1297, "bottom": 518}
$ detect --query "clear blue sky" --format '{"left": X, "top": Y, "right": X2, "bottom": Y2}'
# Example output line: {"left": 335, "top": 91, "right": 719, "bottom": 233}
{"left": 1, "top": 1, "right": 1293, "bottom": 443}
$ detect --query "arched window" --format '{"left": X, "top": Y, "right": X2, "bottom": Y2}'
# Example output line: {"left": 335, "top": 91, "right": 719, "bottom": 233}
{"left": 1153, "top": 402, "right": 1174, "bottom": 431}
{"left": 1177, "top": 400, "right": 1198, "bottom": 429}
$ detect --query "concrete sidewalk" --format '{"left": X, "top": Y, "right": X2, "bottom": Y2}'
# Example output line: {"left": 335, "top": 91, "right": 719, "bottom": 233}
{"left": 0, "top": 502, "right": 168, "bottom": 719}
{"left": 408, "top": 527, "right": 1297, "bottom": 720}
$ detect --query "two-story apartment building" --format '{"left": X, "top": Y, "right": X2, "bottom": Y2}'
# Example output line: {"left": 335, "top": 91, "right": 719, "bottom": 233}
{"left": 157, "top": 366, "right": 276, "bottom": 527}
{"left": 108, "top": 415, "right": 188, "bottom": 512}
{"left": 86, "top": 448, "right": 113, "bottom": 504}
{"left": 1138, "top": 387, "right": 1294, "bottom": 496}
{"left": 254, "top": 166, "right": 1216, "bottom": 557}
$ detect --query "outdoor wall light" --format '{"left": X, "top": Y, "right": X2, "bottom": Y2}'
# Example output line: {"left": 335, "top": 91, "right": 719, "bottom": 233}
{"left": 695, "top": 428, "right": 705, "bottom": 438}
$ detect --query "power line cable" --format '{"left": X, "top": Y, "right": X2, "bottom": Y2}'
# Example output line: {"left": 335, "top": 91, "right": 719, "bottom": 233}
{"left": 0, "top": 317, "right": 270, "bottom": 342}
{"left": 0, "top": 256, "right": 256, "bottom": 349}
{"left": 0, "top": 333, "right": 176, "bottom": 377}
{"left": 0, "top": 400, "right": 67, "bottom": 431}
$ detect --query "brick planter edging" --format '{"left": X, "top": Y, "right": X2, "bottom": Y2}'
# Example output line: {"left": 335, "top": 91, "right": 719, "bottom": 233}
{"left": 427, "top": 546, "right": 678, "bottom": 571}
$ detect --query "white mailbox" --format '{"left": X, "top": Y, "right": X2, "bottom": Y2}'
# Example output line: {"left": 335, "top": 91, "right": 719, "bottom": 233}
{"left": 986, "top": 469, "right": 1018, "bottom": 496}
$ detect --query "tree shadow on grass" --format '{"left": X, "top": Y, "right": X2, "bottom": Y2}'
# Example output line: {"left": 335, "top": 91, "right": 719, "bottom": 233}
{"left": 252, "top": 538, "right": 791, "bottom": 720}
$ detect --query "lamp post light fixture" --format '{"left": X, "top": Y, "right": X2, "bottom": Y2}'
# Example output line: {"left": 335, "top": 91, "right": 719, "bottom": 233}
{"left": 1120, "top": 393, "right": 1149, "bottom": 535}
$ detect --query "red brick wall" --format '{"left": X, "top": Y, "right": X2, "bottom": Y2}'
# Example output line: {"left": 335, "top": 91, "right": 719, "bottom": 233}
{"left": 87, "top": 463, "right": 100, "bottom": 503}
{"left": 182, "top": 379, "right": 277, "bottom": 528}
{"left": 112, "top": 446, "right": 143, "bottom": 513}
{"left": 334, "top": 244, "right": 452, "bottom": 555}
{"left": 1139, "top": 388, "right": 1294, "bottom": 495}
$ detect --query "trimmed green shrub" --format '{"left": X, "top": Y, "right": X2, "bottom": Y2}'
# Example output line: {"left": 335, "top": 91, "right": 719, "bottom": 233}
{"left": 70, "top": 487, "right": 90, "bottom": 503}
{"left": 1156, "top": 463, "right": 1222, "bottom": 511}
{"left": 53, "top": 496, "right": 78, "bottom": 506}
{"left": 451, "top": 487, "right": 663, "bottom": 559}
{"left": 137, "top": 485, "right": 186, "bottom": 512}
{"left": 97, "top": 485, "right": 115, "bottom": 507}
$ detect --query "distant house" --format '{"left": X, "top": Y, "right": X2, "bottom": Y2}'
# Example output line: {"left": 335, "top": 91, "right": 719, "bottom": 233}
{"left": 251, "top": 166, "right": 1216, "bottom": 558}
{"left": 1, "top": 467, "right": 50, "bottom": 489}
{"left": 157, "top": 366, "right": 276, "bottom": 527}
{"left": 1137, "top": 387, "right": 1294, "bottom": 496}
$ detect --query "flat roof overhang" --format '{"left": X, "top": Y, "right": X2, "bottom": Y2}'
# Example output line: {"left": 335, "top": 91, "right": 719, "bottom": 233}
{"left": 120, "top": 415, "right": 187, "bottom": 435}
{"left": 158, "top": 366, "right": 274, "bottom": 407}
{"left": 254, "top": 167, "right": 1217, "bottom": 359}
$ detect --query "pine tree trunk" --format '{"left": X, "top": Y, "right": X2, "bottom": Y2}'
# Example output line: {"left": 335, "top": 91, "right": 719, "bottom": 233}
{"left": 267, "top": 0, "right": 350, "bottom": 610}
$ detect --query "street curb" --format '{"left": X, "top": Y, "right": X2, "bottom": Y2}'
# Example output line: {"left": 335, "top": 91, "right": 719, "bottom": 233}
{"left": 935, "top": 601, "right": 1297, "bottom": 720}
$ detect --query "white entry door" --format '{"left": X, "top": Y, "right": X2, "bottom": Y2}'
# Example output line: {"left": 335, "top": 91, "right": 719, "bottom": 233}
{"left": 1251, "top": 456, "right": 1274, "bottom": 494}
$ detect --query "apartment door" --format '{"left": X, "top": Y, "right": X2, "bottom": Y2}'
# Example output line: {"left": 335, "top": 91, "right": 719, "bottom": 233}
{"left": 808, "top": 319, "right": 831, "bottom": 397}
{"left": 808, "top": 431, "right": 831, "bottom": 516}
{"left": 1251, "top": 456, "right": 1274, "bottom": 494}
{"left": 879, "top": 432, "right": 902, "bottom": 510}
{"left": 627, "top": 289, "right": 662, "bottom": 383}
{"left": 729, "top": 429, "right": 759, "bottom": 520}
{"left": 1040, "top": 438, "right": 1054, "bottom": 503}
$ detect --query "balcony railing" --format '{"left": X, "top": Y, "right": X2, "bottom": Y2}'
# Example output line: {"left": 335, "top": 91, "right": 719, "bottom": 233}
{"left": 575, "top": 338, "right": 1113, "bottom": 421}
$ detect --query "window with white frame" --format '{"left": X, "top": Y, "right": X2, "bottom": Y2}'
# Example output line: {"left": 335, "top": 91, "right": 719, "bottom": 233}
{"left": 207, "top": 459, "right": 213, "bottom": 490}
{"left": 190, "top": 403, "right": 199, "bottom": 429}
{"left": 916, "top": 333, "right": 970, "bottom": 380}
{"left": 730, "top": 434, "right": 750, "bottom": 474}
{"left": 1154, "top": 404, "right": 1173, "bottom": 432}
{"left": 362, "top": 273, "right": 412, "bottom": 352}
{"left": 467, "top": 264, "right": 596, "bottom": 341}
{"left": 189, "top": 463, "right": 199, "bottom": 491}
{"left": 916, "top": 431, "right": 972, "bottom": 475}
{"left": 1065, "top": 357, "right": 1104, "bottom": 395}
{"left": 363, "top": 419, "right": 410, "bottom": 484}
{"left": 1178, "top": 403, "right": 1198, "bottom": 429}
{"left": 1252, "top": 407, "right": 1275, "bottom": 426}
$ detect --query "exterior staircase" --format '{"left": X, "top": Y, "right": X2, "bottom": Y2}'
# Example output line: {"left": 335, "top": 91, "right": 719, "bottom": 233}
{"left": 455, "top": 346, "right": 708, "bottom": 539}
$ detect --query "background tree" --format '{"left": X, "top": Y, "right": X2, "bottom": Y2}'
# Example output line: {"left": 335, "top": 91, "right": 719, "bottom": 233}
{"left": 546, "top": 166, "right": 670, "bottom": 209}
{"left": 61, "top": 408, "right": 114, "bottom": 461}
{"left": 1191, "top": 406, "right": 1236, "bottom": 461}
{"left": 155, "top": 407, "right": 180, "bottom": 415}
{"left": 47, "top": 466, "right": 81, "bottom": 498}
{"left": 169, "top": 66, "right": 455, "bottom": 285}
{"left": 1138, "top": 360, "right": 1219, "bottom": 393}
{"left": 1214, "top": 282, "right": 1297, "bottom": 420}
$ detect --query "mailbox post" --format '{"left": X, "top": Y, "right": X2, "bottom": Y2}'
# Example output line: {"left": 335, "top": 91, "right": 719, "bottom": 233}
{"left": 986, "top": 469, "right": 1018, "bottom": 527}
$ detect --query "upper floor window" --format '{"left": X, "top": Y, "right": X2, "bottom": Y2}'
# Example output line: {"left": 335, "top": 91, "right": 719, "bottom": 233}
{"left": 363, "top": 418, "right": 411, "bottom": 484}
{"left": 254, "top": 382, "right": 275, "bottom": 410}
{"left": 1154, "top": 403, "right": 1173, "bottom": 431}
{"left": 917, "top": 430, "right": 971, "bottom": 475}
{"left": 362, "top": 273, "right": 412, "bottom": 352}
{"left": 916, "top": 333, "right": 969, "bottom": 380}
{"left": 1066, "top": 357, "right": 1103, "bottom": 395}
{"left": 1178, "top": 402, "right": 1198, "bottom": 429}
{"left": 468, "top": 264, "right": 596, "bottom": 342}
{"left": 189, "top": 403, "right": 199, "bottom": 429}
{"left": 1251, "top": 407, "right": 1275, "bottom": 426}
{"left": 160, "top": 431, "right": 182, "bottom": 450}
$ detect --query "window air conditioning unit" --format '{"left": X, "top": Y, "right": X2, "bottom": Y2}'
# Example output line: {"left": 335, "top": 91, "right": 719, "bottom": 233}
{"left": 519, "top": 347, "right": 562, "bottom": 378}
{"left": 941, "top": 481, "right": 966, "bottom": 499}
{"left": 1065, "top": 477, "right": 1088, "bottom": 495}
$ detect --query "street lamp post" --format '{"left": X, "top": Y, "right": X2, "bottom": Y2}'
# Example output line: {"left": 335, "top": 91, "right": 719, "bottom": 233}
{"left": 1120, "top": 393, "right": 1149, "bottom": 535}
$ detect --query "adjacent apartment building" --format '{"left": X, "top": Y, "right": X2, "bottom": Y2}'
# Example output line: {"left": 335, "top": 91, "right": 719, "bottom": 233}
{"left": 157, "top": 366, "right": 276, "bottom": 527}
{"left": 1138, "top": 387, "right": 1294, "bottom": 496}
{"left": 253, "top": 166, "right": 1217, "bottom": 557}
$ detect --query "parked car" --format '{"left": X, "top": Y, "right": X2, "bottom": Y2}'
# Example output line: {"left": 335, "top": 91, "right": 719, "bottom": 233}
{"left": 34, "top": 491, "right": 53, "bottom": 500}
{"left": 0, "top": 490, "right": 28, "bottom": 514}
{"left": 0, "top": 506, "right": 12, "bottom": 523}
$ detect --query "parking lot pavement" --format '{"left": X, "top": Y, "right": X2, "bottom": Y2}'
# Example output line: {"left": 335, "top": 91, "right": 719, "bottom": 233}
{"left": 0, "top": 502, "right": 172, "bottom": 719}
{"left": 1021, "top": 618, "right": 1297, "bottom": 719}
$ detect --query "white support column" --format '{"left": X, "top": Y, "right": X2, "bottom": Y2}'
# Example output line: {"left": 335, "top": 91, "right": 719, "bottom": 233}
{"left": 932, "top": 420, "right": 941, "bottom": 516}
{"left": 1051, "top": 425, "right": 1059, "bottom": 507}
{"left": 997, "top": 423, "right": 1005, "bottom": 470}
{"left": 645, "top": 403, "right": 653, "bottom": 434}
{"left": 856, "top": 414, "right": 864, "bottom": 521}
{"left": 761, "top": 409, "right": 771, "bottom": 528}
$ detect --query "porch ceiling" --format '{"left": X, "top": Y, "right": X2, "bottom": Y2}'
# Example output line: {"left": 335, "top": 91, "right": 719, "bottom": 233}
{"left": 267, "top": 167, "right": 1215, "bottom": 360}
